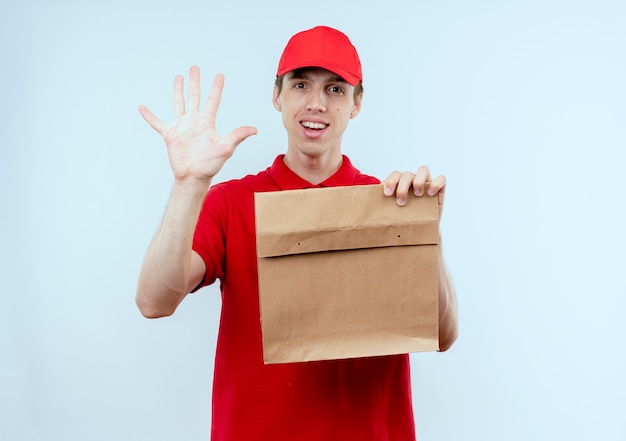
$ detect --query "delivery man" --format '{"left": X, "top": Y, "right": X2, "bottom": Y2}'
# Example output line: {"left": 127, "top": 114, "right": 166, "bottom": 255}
{"left": 136, "top": 25, "right": 458, "bottom": 441}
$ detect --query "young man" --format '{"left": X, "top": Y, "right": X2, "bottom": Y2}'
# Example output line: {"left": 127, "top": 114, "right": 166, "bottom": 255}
{"left": 137, "top": 26, "right": 458, "bottom": 441}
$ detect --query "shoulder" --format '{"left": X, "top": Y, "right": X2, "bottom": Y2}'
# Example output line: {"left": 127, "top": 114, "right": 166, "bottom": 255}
{"left": 342, "top": 155, "right": 380, "bottom": 185}
{"left": 209, "top": 167, "right": 278, "bottom": 197}
{"left": 353, "top": 172, "right": 380, "bottom": 185}
{"left": 203, "top": 167, "right": 280, "bottom": 214}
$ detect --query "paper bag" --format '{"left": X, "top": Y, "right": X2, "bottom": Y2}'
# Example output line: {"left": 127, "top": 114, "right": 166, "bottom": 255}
{"left": 255, "top": 184, "right": 440, "bottom": 364}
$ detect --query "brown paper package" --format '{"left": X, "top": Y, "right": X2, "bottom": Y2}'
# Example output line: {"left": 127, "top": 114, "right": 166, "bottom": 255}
{"left": 255, "top": 184, "right": 440, "bottom": 364}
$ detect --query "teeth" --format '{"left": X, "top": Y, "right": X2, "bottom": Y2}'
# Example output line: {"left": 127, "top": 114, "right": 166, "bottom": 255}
{"left": 301, "top": 121, "right": 327, "bottom": 130}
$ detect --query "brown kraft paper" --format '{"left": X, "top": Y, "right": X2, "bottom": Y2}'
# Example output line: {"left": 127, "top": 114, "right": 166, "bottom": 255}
{"left": 255, "top": 183, "right": 440, "bottom": 364}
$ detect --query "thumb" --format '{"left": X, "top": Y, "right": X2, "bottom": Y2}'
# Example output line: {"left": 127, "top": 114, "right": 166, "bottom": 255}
{"left": 228, "top": 126, "right": 258, "bottom": 147}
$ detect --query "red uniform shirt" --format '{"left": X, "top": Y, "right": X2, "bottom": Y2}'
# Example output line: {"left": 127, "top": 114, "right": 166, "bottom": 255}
{"left": 193, "top": 155, "right": 416, "bottom": 441}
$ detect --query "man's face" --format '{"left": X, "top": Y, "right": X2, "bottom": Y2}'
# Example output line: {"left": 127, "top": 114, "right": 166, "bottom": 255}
{"left": 273, "top": 67, "right": 362, "bottom": 158}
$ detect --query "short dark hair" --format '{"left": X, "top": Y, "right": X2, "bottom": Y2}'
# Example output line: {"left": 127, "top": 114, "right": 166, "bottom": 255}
{"left": 274, "top": 71, "right": 364, "bottom": 102}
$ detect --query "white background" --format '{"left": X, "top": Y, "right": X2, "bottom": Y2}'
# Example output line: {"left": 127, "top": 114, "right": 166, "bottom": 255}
{"left": 2, "top": 0, "right": 625, "bottom": 440}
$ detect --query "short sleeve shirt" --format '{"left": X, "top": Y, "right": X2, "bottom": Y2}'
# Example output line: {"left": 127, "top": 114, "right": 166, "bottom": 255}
{"left": 193, "top": 155, "right": 416, "bottom": 441}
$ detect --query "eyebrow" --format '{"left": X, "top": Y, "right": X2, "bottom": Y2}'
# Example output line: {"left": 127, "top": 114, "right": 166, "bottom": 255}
{"left": 289, "top": 69, "right": 348, "bottom": 84}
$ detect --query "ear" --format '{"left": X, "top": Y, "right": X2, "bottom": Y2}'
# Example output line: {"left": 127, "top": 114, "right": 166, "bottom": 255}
{"left": 350, "top": 92, "right": 363, "bottom": 119}
{"left": 272, "top": 86, "right": 282, "bottom": 112}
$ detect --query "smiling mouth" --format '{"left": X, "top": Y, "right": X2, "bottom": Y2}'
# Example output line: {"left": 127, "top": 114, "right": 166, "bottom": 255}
{"left": 301, "top": 121, "right": 328, "bottom": 130}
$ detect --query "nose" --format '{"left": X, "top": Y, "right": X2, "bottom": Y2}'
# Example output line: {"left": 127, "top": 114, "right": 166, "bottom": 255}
{"left": 306, "top": 89, "right": 327, "bottom": 112}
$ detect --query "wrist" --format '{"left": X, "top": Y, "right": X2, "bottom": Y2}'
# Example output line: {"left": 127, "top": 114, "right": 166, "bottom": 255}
{"left": 171, "top": 177, "right": 213, "bottom": 201}
{"left": 173, "top": 176, "right": 212, "bottom": 190}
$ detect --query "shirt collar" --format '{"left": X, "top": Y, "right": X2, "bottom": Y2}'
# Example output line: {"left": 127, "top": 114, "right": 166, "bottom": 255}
{"left": 268, "top": 154, "right": 360, "bottom": 190}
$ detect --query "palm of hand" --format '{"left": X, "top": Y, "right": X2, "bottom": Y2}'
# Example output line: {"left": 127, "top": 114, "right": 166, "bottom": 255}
{"left": 163, "top": 112, "right": 234, "bottom": 181}
{"left": 139, "top": 66, "right": 257, "bottom": 182}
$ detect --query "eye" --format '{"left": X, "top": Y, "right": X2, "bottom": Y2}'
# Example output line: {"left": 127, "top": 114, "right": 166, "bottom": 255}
{"left": 328, "top": 85, "right": 344, "bottom": 95}
{"left": 293, "top": 82, "right": 306, "bottom": 89}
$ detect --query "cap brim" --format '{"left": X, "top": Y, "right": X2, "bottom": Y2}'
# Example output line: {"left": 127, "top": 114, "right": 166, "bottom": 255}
{"left": 276, "top": 62, "right": 360, "bottom": 87}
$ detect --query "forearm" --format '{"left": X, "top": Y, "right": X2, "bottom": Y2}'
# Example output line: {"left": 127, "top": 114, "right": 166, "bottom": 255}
{"left": 136, "top": 179, "right": 211, "bottom": 318}
{"left": 437, "top": 246, "right": 458, "bottom": 351}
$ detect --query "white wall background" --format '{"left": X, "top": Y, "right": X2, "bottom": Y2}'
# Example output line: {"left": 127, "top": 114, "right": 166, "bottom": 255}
{"left": 2, "top": 0, "right": 625, "bottom": 440}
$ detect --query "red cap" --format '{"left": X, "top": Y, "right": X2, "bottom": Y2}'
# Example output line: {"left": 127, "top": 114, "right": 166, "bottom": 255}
{"left": 276, "top": 26, "right": 362, "bottom": 86}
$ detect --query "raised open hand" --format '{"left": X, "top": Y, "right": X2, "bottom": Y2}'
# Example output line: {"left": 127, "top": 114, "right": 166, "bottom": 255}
{"left": 139, "top": 66, "right": 258, "bottom": 182}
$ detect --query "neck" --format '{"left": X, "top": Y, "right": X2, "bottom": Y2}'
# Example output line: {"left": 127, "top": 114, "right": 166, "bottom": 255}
{"left": 283, "top": 149, "right": 343, "bottom": 185}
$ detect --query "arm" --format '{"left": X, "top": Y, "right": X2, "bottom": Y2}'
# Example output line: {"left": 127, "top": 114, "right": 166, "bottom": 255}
{"left": 136, "top": 181, "right": 209, "bottom": 318}
{"left": 136, "top": 66, "right": 257, "bottom": 318}
{"left": 436, "top": 243, "right": 458, "bottom": 351}
{"left": 383, "top": 166, "right": 459, "bottom": 351}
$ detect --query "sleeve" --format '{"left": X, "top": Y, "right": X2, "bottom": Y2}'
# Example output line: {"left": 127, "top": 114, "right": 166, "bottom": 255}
{"left": 192, "top": 184, "right": 228, "bottom": 289}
